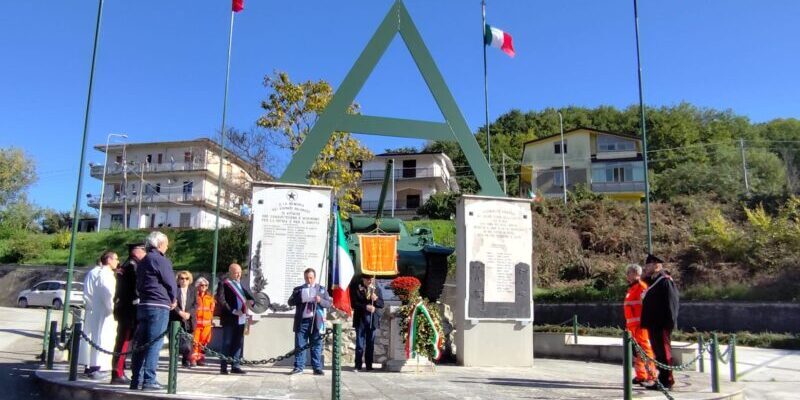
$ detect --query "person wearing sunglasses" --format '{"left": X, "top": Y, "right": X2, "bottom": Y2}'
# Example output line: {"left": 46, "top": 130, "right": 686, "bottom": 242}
{"left": 171, "top": 270, "right": 197, "bottom": 368}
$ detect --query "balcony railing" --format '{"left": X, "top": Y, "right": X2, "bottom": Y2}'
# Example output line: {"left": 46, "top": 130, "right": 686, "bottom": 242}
{"left": 90, "top": 161, "right": 208, "bottom": 177}
{"left": 360, "top": 199, "right": 421, "bottom": 212}
{"left": 591, "top": 181, "right": 645, "bottom": 193}
{"left": 361, "top": 168, "right": 439, "bottom": 181}
{"left": 87, "top": 192, "right": 243, "bottom": 214}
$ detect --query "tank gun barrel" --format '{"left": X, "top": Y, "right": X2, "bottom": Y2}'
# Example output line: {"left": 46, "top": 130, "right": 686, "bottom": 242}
{"left": 374, "top": 159, "right": 394, "bottom": 220}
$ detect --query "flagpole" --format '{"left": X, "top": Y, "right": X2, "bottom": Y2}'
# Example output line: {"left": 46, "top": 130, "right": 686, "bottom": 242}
{"left": 633, "top": 0, "right": 653, "bottom": 253}
{"left": 481, "top": 0, "right": 491, "bottom": 165}
{"left": 62, "top": 0, "right": 105, "bottom": 332}
{"left": 211, "top": 9, "right": 237, "bottom": 295}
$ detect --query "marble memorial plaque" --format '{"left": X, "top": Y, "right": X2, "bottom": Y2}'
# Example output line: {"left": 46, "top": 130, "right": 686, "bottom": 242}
{"left": 249, "top": 183, "right": 332, "bottom": 313}
{"left": 462, "top": 196, "right": 533, "bottom": 321}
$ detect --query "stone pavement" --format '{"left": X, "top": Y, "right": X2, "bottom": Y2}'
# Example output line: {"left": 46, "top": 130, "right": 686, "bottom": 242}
{"left": 37, "top": 357, "right": 744, "bottom": 400}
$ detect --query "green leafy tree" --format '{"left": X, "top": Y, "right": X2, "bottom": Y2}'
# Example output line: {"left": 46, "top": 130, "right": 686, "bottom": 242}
{"left": 416, "top": 191, "right": 457, "bottom": 219}
{"left": 0, "top": 147, "right": 36, "bottom": 207}
{"left": 383, "top": 146, "right": 418, "bottom": 154}
{"left": 256, "top": 71, "right": 373, "bottom": 215}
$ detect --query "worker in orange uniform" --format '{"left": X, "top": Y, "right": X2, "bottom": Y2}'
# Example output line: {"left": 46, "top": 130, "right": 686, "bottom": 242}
{"left": 192, "top": 277, "right": 215, "bottom": 366}
{"left": 624, "top": 264, "right": 657, "bottom": 386}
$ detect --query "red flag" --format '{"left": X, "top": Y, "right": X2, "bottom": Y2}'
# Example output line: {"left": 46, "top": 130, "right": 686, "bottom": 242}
{"left": 232, "top": 0, "right": 244, "bottom": 12}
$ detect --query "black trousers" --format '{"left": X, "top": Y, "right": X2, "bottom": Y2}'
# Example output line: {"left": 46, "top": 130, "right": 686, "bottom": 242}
{"left": 647, "top": 327, "right": 675, "bottom": 387}
{"left": 220, "top": 323, "right": 245, "bottom": 371}
{"left": 354, "top": 326, "right": 377, "bottom": 369}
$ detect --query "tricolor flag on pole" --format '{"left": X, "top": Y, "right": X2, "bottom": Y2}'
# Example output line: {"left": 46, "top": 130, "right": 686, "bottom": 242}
{"left": 330, "top": 203, "right": 355, "bottom": 315}
{"left": 232, "top": 0, "right": 244, "bottom": 13}
{"left": 484, "top": 24, "right": 515, "bottom": 57}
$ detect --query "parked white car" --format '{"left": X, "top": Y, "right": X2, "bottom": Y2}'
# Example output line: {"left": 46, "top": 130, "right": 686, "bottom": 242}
{"left": 17, "top": 280, "right": 85, "bottom": 309}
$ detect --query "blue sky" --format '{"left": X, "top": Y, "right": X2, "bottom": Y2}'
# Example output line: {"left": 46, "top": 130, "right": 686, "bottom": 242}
{"left": 1, "top": 0, "right": 799, "bottom": 212}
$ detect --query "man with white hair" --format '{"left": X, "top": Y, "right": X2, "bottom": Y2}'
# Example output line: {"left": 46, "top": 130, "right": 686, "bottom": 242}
{"left": 623, "top": 263, "right": 657, "bottom": 387}
{"left": 130, "top": 231, "right": 177, "bottom": 391}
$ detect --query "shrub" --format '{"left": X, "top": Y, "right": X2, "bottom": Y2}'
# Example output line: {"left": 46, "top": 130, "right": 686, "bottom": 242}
{"left": 50, "top": 230, "right": 71, "bottom": 250}
{"left": 2, "top": 233, "right": 45, "bottom": 263}
{"left": 416, "top": 192, "right": 457, "bottom": 220}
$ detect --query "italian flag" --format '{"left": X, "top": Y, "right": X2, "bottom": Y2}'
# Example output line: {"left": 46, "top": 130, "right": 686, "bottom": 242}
{"left": 330, "top": 204, "right": 355, "bottom": 315}
{"left": 484, "top": 24, "right": 515, "bottom": 58}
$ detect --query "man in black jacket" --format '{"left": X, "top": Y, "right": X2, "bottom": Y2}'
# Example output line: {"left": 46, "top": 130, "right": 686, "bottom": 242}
{"left": 216, "top": 263, "right": 254, "bottom": 375}
{"left": 349, "top": 274, "right": 384, "bottom": 371}
{"left": 110, "top": 242, "right": 145, "bottom": 385}
{"left": 641, "top": 254, "right": 680, "bottom": 390}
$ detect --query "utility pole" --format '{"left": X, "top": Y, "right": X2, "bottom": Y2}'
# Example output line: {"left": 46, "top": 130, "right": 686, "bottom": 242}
{"left": 137, "top": 161, "right": 145, "bottom": 229}
{"left": 740, "top": 137, "right": 750, "bottom": 196}
{"left": 632, "top": 0, "right": 654, "bottom": 253}
{"left": 558, "top": 111, "right": 567, "bottom": 204}
{"left": 122, "top": 144, "right": 128, "bottom": 230}
{"left": 391, "top": 159, "right": 396, "bottom": 218}
{"left": 501, "top": 153, "right": 507, "bottom": 194}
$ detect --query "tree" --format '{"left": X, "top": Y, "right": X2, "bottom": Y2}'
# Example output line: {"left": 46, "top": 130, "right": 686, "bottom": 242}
{"left": 416, "top": 191, "right": 457, "bottom": 219}
{"left": 0, "top": 147, "right": 36, "bottom": 208}
{"left": 256, "top": 71, "right": 373, "bottom": 215}
{"left": 383, "top": 146, "right": 418, "bottom": 154}
{"left": 225, "top": 127, "right": 275, "bottom": 180}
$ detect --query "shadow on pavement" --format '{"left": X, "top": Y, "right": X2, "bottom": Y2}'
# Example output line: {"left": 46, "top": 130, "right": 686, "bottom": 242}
{"left": 0, "top": 358, "right": 44, "bottom": 399}
{"left": 452, "top": 377, "right": 619, "bottom": 391}
{"left": 0, "top": 329, "right": 44, "bottom": 340}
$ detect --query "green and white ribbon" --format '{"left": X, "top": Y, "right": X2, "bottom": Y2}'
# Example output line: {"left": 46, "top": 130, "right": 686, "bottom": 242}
{"left": 405, "top": 301, "right": 442, "bottom": 360}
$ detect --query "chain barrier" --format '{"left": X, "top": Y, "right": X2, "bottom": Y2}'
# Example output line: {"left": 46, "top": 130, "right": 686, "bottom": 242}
{"left": 54, "top": 325, "right": 73, "bottom": 351}
{"left": 178, "top": 328, "right": 334, "bottom": 366}
{"left": 79, "top": 328, "right": 169, "bottom": 357}
{"left": 630, "top": 338, "right": 710, "bottom": 372}
{"left": 717, "top": 344, "right": 732, "bottom": 364}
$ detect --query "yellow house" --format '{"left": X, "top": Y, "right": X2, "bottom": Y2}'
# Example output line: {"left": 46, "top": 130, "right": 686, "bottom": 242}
{"left": 520, "top": 128, "right": 645, "bottom": 201}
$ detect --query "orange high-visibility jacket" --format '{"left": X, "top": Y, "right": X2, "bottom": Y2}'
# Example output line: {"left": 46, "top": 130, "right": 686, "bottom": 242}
{"left": 195, "top": 291, "right": 216, "bottom": 327}
{"left": 624, "top": 280, "right": 648, "bottom": 330}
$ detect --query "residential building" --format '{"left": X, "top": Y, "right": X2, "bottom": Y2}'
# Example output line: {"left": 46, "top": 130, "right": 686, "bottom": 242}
{"left": 359, "top": 152, "right": 459, "bottom": 219}
{"left": 520, "top": 127, "right": 645, "bottom": 201}
{"left": 88, "top": 138, "right": 259, "bottom": 230}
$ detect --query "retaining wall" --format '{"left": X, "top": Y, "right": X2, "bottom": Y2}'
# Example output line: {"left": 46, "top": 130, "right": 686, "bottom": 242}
{"left": 535, "top": 302, "right": 800, "bottom": 333}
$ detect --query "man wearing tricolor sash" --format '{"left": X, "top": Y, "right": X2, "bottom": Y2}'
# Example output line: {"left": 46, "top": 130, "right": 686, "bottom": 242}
{"left": 288, "top": 268, "right": 332, "bottom": 375}
{"left": 215, "top": 263, "right": 254, "bottom": 375}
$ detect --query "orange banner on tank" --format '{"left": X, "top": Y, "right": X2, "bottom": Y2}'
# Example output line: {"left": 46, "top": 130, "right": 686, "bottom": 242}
{"left": 358, "top": 234, "right": 399, "bottom": 276}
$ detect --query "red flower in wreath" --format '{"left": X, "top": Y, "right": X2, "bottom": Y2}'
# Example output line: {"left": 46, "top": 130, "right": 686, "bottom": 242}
{"left": 390, "top": 276, "right": 421, "bottom": 297}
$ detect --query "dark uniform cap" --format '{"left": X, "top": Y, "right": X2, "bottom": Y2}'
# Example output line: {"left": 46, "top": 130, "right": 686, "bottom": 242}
{"left": 645, "top": 254, "right": 664, "bottom": 264}
{"left": 127, "top": 242, "right": 146, "bottom": 252}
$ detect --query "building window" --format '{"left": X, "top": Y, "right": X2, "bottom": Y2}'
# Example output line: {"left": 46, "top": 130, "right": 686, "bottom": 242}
{"left": 155, "top": 183, "right": 161, "bottom": 193}
{"left": 553, "top": 171, "right": 564, "bottom": 187}
{"left": 554, "top": 142, "right": 567, "bottom": 154}
{"left": 145, "top": 154, "right": 153, "bottom": 163}
{"left": 402, "top": 159, "right": 417, "bottom": 178}
{"left": 597, "top": 135, "right": 635, "bottom": 152}
{"left": 406, "top": 194, "right": 421, "bottom": 209}
{"left": 110, "top": 214, "right": 124, "bottom": 227}
{"left": 115, "top": 155, "right": 123, "bottom": 164}
{"left": 157, "top": 154, "right": 163, "bottom": 164}
{"left": 184, "top": 152, "right": 192, "bottom": 163}
{"left": 179, "top": 213, "right": 191, "bottom": 228}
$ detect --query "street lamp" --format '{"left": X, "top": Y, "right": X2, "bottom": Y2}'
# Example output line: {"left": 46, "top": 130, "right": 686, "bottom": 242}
{"left": 97, "top": 133, "right": 127, "bottom": 231}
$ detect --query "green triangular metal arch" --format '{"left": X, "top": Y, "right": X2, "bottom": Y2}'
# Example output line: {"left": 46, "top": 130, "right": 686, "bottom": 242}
{"left": 280, "top": 0, "right": 503, "bottom": 197}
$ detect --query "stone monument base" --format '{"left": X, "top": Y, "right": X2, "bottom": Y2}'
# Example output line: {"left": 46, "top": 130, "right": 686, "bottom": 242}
{"left": 243, "top": 314, "right": 296, "bottom": 367}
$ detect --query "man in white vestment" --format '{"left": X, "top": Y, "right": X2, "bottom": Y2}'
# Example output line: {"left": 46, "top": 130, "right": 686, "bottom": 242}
{"left": 79, "top": 250, "right": 119, "bottom": 380}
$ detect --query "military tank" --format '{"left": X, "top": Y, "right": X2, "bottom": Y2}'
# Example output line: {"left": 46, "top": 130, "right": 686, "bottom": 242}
{"left": 344, "top": 159, "right": 454, "bottom": 302}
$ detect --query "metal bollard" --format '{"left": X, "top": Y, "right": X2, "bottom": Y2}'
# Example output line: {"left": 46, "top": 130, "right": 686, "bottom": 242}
{"left": 167, "top": 321, "right": 180, "bottom": 394}
{"left": 572, "top": 315, "right": 579, "bottom": 344}
{"left": 69, "top": 322, "right": 82, "bottom": 381}
{"left": 331, "top": 322, "right": 342, "bottom": 400}
{"left": 41, "top": 308, "right": 52, "bottom": 362}
{"left": 46, "top": 320, "right": 58, "bottom": 370}
{"left": 729, "top": 334, "right": 737, "bottom": 382}
{"left": 623, "top": 331, "right": 633, "bottom": 400}
{"left": 698, "top": 335, "right": 705, "bottom": 372}
{"left": 710, "top": 333, "right": 720, "bottom": 393}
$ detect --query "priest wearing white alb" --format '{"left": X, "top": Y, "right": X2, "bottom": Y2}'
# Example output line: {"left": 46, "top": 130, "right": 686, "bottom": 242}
{"left": 79, "top": 250, "right": 119, "bottom": 380}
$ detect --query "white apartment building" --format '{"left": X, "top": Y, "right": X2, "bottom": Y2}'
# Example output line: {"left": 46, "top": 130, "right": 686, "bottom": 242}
{"left": 359, "top": 152, "right": 458, "bottom": 219}
{"left": 88, "top": 138, "right": 258, "bottom": 230}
